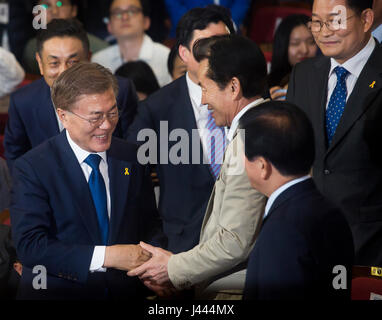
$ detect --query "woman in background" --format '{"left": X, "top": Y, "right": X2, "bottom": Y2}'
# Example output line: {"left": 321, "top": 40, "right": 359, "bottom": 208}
{"left": 268, "top": 14, "right": 318, "bottom": 101}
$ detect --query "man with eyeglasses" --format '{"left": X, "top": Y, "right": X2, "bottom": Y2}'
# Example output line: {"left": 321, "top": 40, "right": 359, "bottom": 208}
{"left": 287, "top": 0, "right": 382, "bottom": 266}
{"left": 22, "top": 0, "right": 108, "bottom": 74}
{"left": 92, "top": 0, "right": 172, "bottom": 87}
{"left": 10, "top": 62, "right": 165, "bottom": 300}
{"left": 4, "top": 18, "right": 138, "bottom": 173}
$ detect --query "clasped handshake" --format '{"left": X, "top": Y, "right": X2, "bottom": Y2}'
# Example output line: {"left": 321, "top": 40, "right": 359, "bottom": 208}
{"left": 104, "top": 242, "right": 176, "bottom": 296}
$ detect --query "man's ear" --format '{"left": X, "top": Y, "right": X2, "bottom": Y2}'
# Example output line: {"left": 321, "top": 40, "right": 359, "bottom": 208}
{"left": 362, "top": 8, "right": 374, "bottom": 33}
{"left": 178, "top": 44, "right": 190, "bottom": 63}
{"left": 144, "top": 16, "right": 151, "bottom": 31}
{"left": 259, "top": 157, "right": 272, "bottom": 180}
{"left": 36, "top": 52, "right": 44, "bottom": 76}
{"left": 56, "top": 108, "right": 68, "bottom": 128}
{"left": 231, "top": 77, "right": 242, "bottom": 100}
{"left": 71, "top": 4, "right": 78, "bottom": 18}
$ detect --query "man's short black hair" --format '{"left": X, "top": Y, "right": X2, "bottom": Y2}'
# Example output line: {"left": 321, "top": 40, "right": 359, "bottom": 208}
{"left": 36, "top": 18, "right": 90, "bottom": 56}
{"left": 240, "top": 101, "right": 315, "bottom": 177}
{"left": 193, "top": 34, "right": 267, "bottom": 99}
{"left": 175, "top": 5, "right": 235, "bottom": 50}
{"left": 110, "top": 0, "right": 151, "bottom": 17}
{"left": 346, "top": 0, "right": 373, "bottom": 14}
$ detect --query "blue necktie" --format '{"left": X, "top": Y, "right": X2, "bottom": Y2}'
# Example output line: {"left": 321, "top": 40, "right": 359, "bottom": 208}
{"left": 206, "top": 110, "right": 226, "bottom": 180}
{"left": 84, "top": 154, "right": 109, "bottom": 245}
{"left": 326, "top": 66, "right": 349, "bottom": 145}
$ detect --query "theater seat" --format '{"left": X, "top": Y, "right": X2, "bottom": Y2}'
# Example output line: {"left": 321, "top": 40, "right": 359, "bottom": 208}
{"left": 248, "top": 6, "right": 312, "bottom": 45}
{"left": 351, "top": 266, "right": 382, "bottom": 300}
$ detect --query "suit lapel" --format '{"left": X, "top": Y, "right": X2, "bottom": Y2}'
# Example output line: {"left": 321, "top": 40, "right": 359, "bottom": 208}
{"left": 327, "top": 45, "right": 382, "bottom": 154}
{"left": 36, "top": 80, "right": 60, "bottom": 138}
{"left": 55, "top": 131, "right": 103, "bottom": 244}
{"left": 107, "top": 153, "right": 131, "bottom": 244}
{"left": 313, "top": 58, "right": 331, "bottom": 154}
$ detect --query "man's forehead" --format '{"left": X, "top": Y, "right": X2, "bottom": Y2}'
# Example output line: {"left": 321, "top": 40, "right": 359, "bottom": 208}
{"left": 111, "top": 0, "right": 141, "bottom": 9}
{"left": 313, "top": 0, "right": 350, "bottom": 16}
{"left": 42, "top": 37, "right": 85, "bottom": 54}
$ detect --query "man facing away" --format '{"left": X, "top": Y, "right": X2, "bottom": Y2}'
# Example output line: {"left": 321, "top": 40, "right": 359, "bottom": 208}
{"left": 240, "top": 101, "right": 354, "bottom": 300}
{"left": 10, "top": 62, "right": 165, "bottom": 300}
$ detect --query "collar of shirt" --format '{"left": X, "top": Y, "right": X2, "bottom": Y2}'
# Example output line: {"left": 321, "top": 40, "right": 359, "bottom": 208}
{"left": 66, "top": 130, "right": 107, "bottom": 167}
{"left": 227, "top": 97, "right": 265, "bottom": 142}
{"left": 186, "top": 72, "right": 203, "bottom": 109}
{"left": 263, "top": 175, "right": 311, "bottom": 220}
{"left": 372, "top": 24, "right": 382, "bottom": 43}
{"left": 329, "top": 36, "right": 376, "bottom": 79}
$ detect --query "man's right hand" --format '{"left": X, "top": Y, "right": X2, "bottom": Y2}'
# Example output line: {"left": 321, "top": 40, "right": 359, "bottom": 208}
{"left": 103, "top": 244, "right": 152, "bottom": 271}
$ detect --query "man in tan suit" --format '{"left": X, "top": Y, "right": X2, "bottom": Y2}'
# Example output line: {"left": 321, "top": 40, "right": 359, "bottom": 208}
{"left": 128, "top": 35, "right": 268, "bottom": 299}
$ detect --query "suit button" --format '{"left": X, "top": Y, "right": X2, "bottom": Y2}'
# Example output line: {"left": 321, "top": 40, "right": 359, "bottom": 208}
{"left": 324, "top": 169, "right": 331, "bottom": 175}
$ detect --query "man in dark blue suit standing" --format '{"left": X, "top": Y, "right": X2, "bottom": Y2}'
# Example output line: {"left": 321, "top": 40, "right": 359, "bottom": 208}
{"left": 10, "top": 62, "right": 164, "bottom": 300}
{"left": 127, "top": 7, "right": 234, "bottom": 253}
{"left": 4, "top": 18, "right": 138, "bottom": 172}
{"left": 241, "top": 101, "right": 354, "bottom": 300}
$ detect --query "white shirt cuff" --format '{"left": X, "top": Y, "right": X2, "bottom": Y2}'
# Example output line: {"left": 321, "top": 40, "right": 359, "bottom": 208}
{"left": 89, "top": 246, "right": 107, "bottom": 272}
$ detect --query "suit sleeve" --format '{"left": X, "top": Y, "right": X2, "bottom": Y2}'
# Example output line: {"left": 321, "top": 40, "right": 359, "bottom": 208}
{"left": 244, "top": 221, "right": 315, "bottom": 300}
{"left": 10, "top": 157, "right": 94, "bottom": 284}
{"left": 286, "top": 64, "right": 298, "bottom": 104}
{"left": 138, "top": 164, "right": 167, "bottom": 248}
{"left": 4, "top": 94, "right": 32, "bottom": 173}
{"left": 167, "top": 136, "right": 266, "bottom": 289}
{"left": 114, "top": 77, "right": 139, "bottom": 139}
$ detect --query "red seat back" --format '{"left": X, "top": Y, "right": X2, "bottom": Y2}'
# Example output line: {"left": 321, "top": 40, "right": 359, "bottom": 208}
{"left": 248, "top": 6, "right": 312, "bottom": 44}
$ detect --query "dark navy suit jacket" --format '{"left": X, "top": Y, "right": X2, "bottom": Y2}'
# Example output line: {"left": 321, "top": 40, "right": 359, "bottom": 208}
{"left": 244, "top": 179, "right": 354, "bottom": 300}
{"left": 4, "top": 76, "right": 138, "bottom": 172}
{"left": 127, "top": 75, "right": 215, "bottom": 253}
{"left": 10, "top": 131, "right": 165, "bottom": 300}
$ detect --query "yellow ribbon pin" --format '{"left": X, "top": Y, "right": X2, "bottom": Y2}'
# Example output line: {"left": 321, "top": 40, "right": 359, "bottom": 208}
{"left": 124, "top": 168, "right": 130, "bottom": 176}
{"left": 369, "top": 81, "right": 376, "bottom": 89}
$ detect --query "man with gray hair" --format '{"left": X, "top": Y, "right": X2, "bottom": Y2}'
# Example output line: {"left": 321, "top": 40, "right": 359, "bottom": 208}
{"left": 10, "top": 62, "right": 165, "bottom": 300}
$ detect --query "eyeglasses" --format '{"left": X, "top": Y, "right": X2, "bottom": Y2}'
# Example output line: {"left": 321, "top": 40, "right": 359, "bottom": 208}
{"left": 307, "top": 15, "right": 355, "bottom": 32}
{"left": 39, "top": 1, "right": 69, "bottom": 10}
{"left": 67, "top": 108, "right": 120, "bottom": 127}
{"left": 110, "top": 7, "right": 143, "bottom": 20}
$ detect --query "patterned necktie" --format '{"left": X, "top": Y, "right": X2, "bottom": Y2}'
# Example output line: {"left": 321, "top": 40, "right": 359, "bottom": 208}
{"left": 326, "top": 66, "right": 349, "bottom": 145}
{"left": 84, "top": 154, "right": 109, "bottom": 245}
{"left": 206, "top": 110, "right": 226, "bottom": 180}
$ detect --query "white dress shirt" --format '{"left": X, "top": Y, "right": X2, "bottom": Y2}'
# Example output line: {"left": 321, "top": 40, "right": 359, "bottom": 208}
{"left": 372, "top": 24, "right": 382, "bottom": 43}
{"left": 326, "top": 36, "right": 376, "bottom": 109}
{"left": 263, "top": 175, "right": 311, "bottom": 220}
{"left": 91, "top": 34, "right": 172, "bottom": 87}
{"left": 66, "top": 131, "right": 110, "bottom": 272}
{"left": 227, "top": 97, "right": 266, "bottom": 142}
{"left": 186, "top": 72, "right": 214, "bottom": 163}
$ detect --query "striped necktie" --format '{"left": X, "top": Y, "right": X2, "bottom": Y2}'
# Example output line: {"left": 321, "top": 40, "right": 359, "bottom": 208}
{"left": 206, "top": 110, "right": 226, "bottom": 180}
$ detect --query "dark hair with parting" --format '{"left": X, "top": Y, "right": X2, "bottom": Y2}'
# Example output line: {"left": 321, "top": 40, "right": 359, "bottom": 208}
{"left": 175, "top": 5, "right": 235, "bottom": 50}
{"left": 51, "top": 62, "right": 118, "bottom": 111}
{"left": 115, "top": 60, "right": 159, "bottom": 97}
{"left": 110, "top": 0, "right": 151, "bottom": 17}
{"left": 36, "top": 18, "right": 90, "bottom": 56}
{"left": 193, "top": 34, "right": 268, "bottom": 99}
{"left": 239, "top": 101, "right": 315, "bottom": 176}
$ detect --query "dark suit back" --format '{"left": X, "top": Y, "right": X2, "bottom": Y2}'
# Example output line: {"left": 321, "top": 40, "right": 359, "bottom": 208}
{"left": 244, "top": 179, "right": 354, "bottom": 300}
{"left": 127, "top": 75, "right": 215, "bottom": 253}
{"left": 10, "top": 132, "right": 164, "bottom": 299}
{"left": 4, "top": 76, "right": 138, "bottom": 172}
{"left": 287, "top": 43, "right": 382, "bottom": 266}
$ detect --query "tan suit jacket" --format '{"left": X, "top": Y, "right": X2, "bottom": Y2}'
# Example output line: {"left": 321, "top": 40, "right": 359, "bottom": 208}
{"left": 168, "top": 100, "right": 267, "bottom": 295}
